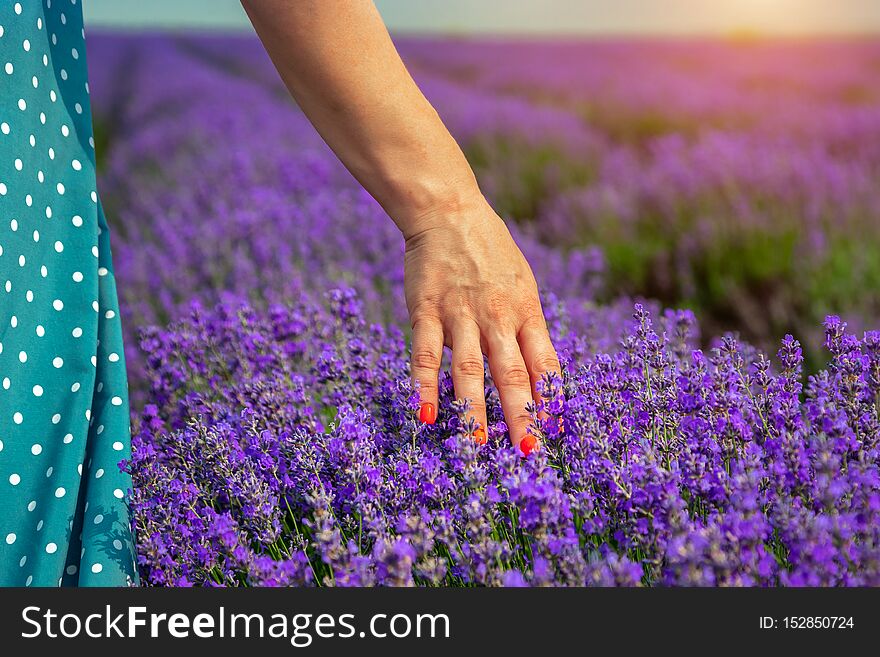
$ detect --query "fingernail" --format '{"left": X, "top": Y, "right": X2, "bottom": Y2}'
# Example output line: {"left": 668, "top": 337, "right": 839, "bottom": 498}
{"left": 519, "top": 435, "right": 539, "bottom": 456}
{"left": 472, "top": 425, "right": 487, "bottom": 445}
{"left": 419, "top": 403, "right": 436, "bottom": 424}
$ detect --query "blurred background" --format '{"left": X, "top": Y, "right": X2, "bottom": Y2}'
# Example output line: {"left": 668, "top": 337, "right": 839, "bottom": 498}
{"left": 83, "top": 1, "right": 880, "bottom": 377}
{"left": 85, "top": 0, "right": 880, "bottom": 35}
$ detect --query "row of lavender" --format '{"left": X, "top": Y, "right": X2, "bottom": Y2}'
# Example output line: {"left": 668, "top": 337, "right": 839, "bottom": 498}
{"left": 87, "top": 35, "right": 880, "bottom": 585}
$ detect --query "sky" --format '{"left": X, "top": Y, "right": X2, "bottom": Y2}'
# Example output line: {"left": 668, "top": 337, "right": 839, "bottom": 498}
{"left": 83, "top": 0, "right": 880, "bottom": 36}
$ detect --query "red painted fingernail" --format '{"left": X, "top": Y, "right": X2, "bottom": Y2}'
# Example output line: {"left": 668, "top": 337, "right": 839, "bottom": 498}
{"left": 519, "top": 435, "right": 539, "bottom": 456}
{"left": 419, "top": 403, "right": 436, "bottom": 424}
{"left": 472, "top": 425, "right": 487, "bottom": 445}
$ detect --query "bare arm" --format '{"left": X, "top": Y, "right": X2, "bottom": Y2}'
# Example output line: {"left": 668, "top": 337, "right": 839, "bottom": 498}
{"left": 241, "top": 0, "right": 476, "bottom": 231}
{"left": 242, "top": 0, "right": 559, "bottom": 452}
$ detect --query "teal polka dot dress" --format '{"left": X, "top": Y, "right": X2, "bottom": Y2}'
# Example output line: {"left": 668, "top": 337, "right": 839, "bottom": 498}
{"left": 0, "top": 1, "right": 137, "bottom": 586}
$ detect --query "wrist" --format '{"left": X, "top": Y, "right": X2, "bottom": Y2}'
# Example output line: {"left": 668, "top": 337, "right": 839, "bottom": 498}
{"left": 387, "top": 174, "right": 486, "bottom": 241}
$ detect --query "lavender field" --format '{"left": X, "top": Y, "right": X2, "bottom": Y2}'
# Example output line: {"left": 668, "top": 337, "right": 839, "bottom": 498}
{"left": 88, "top": 34, "right": 880, "bottom": 586}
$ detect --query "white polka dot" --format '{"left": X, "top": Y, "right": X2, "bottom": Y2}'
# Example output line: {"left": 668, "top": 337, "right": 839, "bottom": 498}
{"left": 108, "top": 353, "right": 120, "bottom": 363}
{"left": 9, "top": 474, "right": 21, "bottom": 486}
{"left": 72, "top": 327, "right": 82, "bottom": 338}
{"left": 72, "top": 215, "right": 83, "bottom": 227}
{"left": 111, "top": 396, "right": 122, "bottom": 406}
{"left": 54, "top": 240, "right": 64, "bottom": 252}
{"left": 31, "top": 444, "right": 42, "bottom": 455}
{"left": 98, "top": 267, "right": 108, "bottom": 276}
{"left": 56, "top": 183, "right": 64, "bottom": 195}
{"left": 93, "top": 515, "right": 104, "bottom": 524}
{"left": 14, "top": 3, "right": 22, "bottom": 15}
{"left": 112, "top": 441, "right": 124, "bottom": 451}
{"left": 18, "top": 351, "right": 26, "bottom": 363}
{"left": 95, "top": 469, "right": 104, "bottom": 479}
{"left": 113, "top": 489, "right": 124, "bottom": 499}
{"left": 25, "top": 575, "right": 32, "bottom": 586}
{"left": 53, "top": 357, "right": 64, "bottom": 368}
{"left": 71, "top": 382, "right": 80, "bottom": 392}
{"left": 46, "top": 543, "right": 57, "bottom": 554}
{"left": 36, "top": 325, "right": 45, "bottom": 337}
{"left": 4, "top": 63, "right": 13, "bottom": 75}
{"left": 51, "top": 413, "right": 61, "bottom": 424}
{"left": 0, "top": 122, "right": 9, "bottom": 134}
{"left": 53, "top": 299, "right": 63, "bottom": 311}
{"left": 105, "top": 309, "right": 116, "bottom": 319}
{"left": 54, "top": 487, "right": 65, "bottom": 498}
{"left": 2, "top": 378, "right": 9, "bottom": 390}
{"left": 91, "top": 563, "right": 103, "bottom": 574}
{"left": 25, "top": 290, "right": 33, "bottom": 302}
{"left": 32, "top": 385, "right": 43, "bottom": 397}
{"left": 27, "top": 501, "right": 36, "bottom": 512}
{"left": 18, "top": 98, "right": 26, "bottom": 111}
{"left": 61, "top": 124, "right": 70, "bottom": 137}
{"left": 63, "top": 434, "right": 73, "bottom": 444}
{"left": 113, "top": 540, "right": 123, "bottom": 551}
{"left": 13, "top": 412, "right": 23, "bottom": 424}
{"left": 5, "top": 534, "right": 15, "bottom": 545}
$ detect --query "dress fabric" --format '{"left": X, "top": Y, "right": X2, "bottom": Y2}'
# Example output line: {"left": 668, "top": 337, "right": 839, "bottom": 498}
{"left": 0, "top": 0, "right": 137, "bottom": 586}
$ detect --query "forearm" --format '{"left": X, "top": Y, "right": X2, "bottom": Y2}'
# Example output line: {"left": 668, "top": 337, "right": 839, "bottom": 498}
{"left": 241, "top": 0, "right": 483, "bottom": 238}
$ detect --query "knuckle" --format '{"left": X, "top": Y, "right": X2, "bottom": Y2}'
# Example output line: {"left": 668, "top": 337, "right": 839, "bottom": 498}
{"left": 495, "top": 362, "right": 531, "bottom": 388}
{"left": 410, "top": 312, "right": 440, "bottom": 332}
{"left": 507, "top": 409, "right": 534, "bottom": 428}
{"left": 411, "top": 349, "right": 442, "bottom": 371}
{"left": 453, "top": 357, "right": 486, "bottom": 379}
{"left": 521, "top": 310, "right": 548, "bottom": 330}
{"left": 531, "top": 352, "right": 560, "bottom": 374}
{"left": 484, "top": 292, "right": 511, "bottom": 322}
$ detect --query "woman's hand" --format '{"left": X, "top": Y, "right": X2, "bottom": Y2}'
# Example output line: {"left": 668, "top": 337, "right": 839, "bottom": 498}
{"left": 404, "top": 195, "right": 561, "bottom": 453}
{"left": 242, "top": 0, "right": 560, "bottom": 451}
